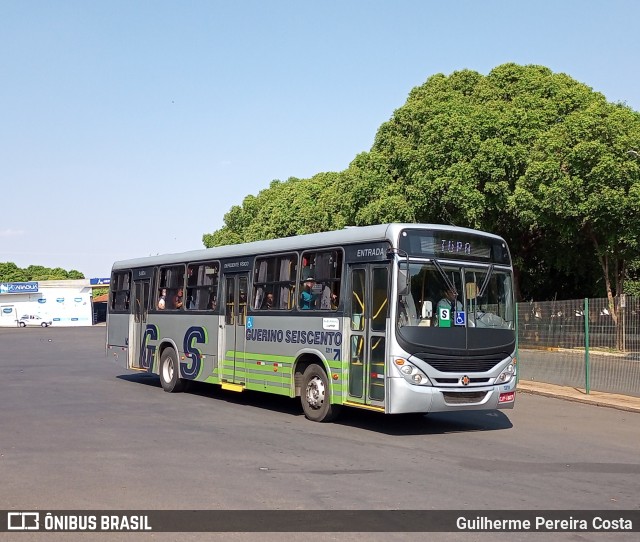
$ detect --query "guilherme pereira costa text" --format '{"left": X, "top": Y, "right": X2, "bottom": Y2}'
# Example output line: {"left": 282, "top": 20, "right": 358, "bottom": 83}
{"left": 456, "top": 515, "right": 633, "bottom": 531}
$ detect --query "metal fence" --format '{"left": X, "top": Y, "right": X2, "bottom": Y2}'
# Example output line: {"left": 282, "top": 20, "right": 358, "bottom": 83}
{"left": 517, "top": 296, "right": 640, "bottom": 397}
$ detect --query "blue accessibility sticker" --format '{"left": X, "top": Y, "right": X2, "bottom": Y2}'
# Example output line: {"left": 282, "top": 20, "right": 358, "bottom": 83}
{"left": 455, "top": 311, "right": 466, "bottom": 326}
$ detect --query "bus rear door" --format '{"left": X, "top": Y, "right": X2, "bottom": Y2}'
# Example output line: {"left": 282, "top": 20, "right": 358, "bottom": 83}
{"left": 128, "top": 277, "right": 150, "bottom": 370}
{"left": 222, "top": 272, "right": 249, "bottom": 389}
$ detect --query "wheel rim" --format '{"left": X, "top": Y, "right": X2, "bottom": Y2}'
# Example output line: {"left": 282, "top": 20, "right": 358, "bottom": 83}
{"left": 305, "top": 375, "right": 326, "bottom": 410}
{"left": 163, "top": 357, "right": 174, "bottom": 383}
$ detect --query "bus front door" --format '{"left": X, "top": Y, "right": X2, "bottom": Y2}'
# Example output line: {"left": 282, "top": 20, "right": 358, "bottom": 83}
{"left": 222, "top": 273, "right": 248, "bottom": 388}
{"left": 347, "top": 264, "right": 389, "bottom": 407}
{"left": 128, "top": 279, "right": 150, "bottom": 370}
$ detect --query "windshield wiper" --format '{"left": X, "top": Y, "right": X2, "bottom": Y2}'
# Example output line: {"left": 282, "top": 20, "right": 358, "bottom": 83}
{"left": 431, "top": 259, "right": 457, "bottom": 295}
{"left": 477, "top": 264, "right": 494, "bottom": 298}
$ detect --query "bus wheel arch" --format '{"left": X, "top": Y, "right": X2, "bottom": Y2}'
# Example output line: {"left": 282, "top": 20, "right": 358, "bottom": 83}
{"left": 159, "top": 345, "right": 186, "bottom": 393}
{"left": 297, "top": 357, "right": 341, "bottom": 423}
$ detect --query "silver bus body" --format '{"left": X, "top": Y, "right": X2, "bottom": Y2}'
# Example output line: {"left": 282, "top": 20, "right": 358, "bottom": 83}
{"left": 107, "top": 224, "right": 517, "bottom": 421}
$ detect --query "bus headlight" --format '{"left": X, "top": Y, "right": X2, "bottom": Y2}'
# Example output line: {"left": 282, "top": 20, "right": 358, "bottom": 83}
{"left": 393, "top": 358, "right": 432, "bottom": 386}
{"left": 495, "top": 362, "right": 517, "bottom": 384}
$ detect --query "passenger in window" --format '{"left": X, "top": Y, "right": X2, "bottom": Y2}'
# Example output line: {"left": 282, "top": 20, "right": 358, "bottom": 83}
{"left": 262, "top": 292, "right": 275, "bottom": 309}
{"left": 300, "top": 277, "right": 317, "bottom": 309}
{"left": 173, "top": 288, "right": 184, "bottom": 309}
{"left": 158, "top": 289, "right": 167, "bottom": 310}
{"left": 209, "top": 295, "right": 217, "bottom": 311}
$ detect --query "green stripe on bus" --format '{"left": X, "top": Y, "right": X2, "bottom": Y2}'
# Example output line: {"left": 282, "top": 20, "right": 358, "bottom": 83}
{"left": 227, "top": 350, "right": 345, "bottom": 370}
{"left": 221, "top": 349, "right": 348, "bottom": 404}
{"left": 245, "top": 382, "right": 293, "bottom": 396}
{"left": 243, "top": 352, "right": 296, "bottom": 363}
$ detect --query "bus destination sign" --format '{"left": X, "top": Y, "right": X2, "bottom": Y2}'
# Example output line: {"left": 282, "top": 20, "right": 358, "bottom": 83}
{"left": 345, "top": 242, "right": 390, "bottom": 263}
{"left": 399, "top": 229, "right": 510, "bottom": 264}
{"left": 222, "top": 259, "right": 252, "bottom": 273}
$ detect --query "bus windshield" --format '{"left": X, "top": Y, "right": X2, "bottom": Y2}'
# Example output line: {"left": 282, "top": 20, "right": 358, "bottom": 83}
{"left": 397, "top": 262, "right": 514, "bottom": 330}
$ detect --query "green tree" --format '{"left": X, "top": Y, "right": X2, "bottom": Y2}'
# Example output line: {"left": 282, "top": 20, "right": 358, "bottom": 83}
{"left": 67, "top": 270, "right": 84, "bottom": 279}
{"left": 513, "top": 100, "right": 640, "bottom": 341}
{"left": 202, "top": 63, "right": 640, "bottom": 305}
{"left": 626, "top": 259, "right": 640, "bottom": 296}
{"left": 25, "top": 265, "right": 48, "bottom": 280}
{"left": 204, "top": 173, "right": 351, "bottom": 247}
{"left": 92, "top": 286, "right": 109, "bottom": 298}
{"left": 355, "top": 64, "right": 605, "bottom": 299}
{"left": 0, "top": 263, "right": 85, "bottom": 282}
{"left": 0, "top": 262, "right": 27, "bottom": 282}
{"left": 48, "top": 267, "right": 71, "bottom": 280}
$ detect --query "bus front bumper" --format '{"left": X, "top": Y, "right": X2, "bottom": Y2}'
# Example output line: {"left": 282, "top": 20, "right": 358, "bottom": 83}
{"left": 387, "top": 377, "right": 517, "bottom": 414}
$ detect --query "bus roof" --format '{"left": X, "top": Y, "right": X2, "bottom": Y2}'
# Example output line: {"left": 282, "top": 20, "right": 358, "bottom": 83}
{"left": 111, "top": 223, "right": 506, "bottom": 271}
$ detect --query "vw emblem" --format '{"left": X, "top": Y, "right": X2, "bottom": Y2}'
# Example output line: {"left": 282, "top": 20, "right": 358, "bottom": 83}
{"left": 461, "top": 375, "right": 470, "bottom": 386}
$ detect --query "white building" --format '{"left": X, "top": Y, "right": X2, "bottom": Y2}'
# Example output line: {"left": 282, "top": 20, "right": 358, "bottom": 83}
{"left": 0, "top": 280, "right": 95, "bottom": 327}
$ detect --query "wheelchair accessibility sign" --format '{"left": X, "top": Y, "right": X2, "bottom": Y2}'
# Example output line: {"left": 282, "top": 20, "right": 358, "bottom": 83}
{"left": 455, "top": 311, "right": 466, "bottom": 326}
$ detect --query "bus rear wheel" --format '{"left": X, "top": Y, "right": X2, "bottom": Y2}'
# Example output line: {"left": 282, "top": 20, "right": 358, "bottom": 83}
{"left": 301, "top": 364, "right": 341, "bottom": 422}
{"left": 160, "top": 348, "right": 185, "bottom": 393}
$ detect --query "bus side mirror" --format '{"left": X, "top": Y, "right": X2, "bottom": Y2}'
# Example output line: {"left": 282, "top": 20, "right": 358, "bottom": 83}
{"left": 398, "top": 266, "right": 410, "bottom": 296}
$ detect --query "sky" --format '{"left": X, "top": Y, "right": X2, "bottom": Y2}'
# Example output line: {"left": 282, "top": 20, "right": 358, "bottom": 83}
{"left": 1, "top": 0, "right": 639, "bottom": 280}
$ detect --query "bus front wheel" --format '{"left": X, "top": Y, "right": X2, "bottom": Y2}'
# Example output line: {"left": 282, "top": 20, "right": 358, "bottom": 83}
{"left": 159, "top": 348, "right": 186, "bottom": 393}
{"left": 301, "top": 364, "right": 341, "bottom": 422}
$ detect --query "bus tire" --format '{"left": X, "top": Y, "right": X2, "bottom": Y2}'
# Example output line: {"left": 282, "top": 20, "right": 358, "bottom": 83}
{"left": 301, "top": 364, "right": 341, "bottom": 422}
{"left": 159, "top": 348, "right": 185, "bottom": 393}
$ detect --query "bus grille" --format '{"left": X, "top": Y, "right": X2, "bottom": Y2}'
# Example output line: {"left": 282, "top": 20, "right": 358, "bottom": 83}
{"left": 434, "top": 377, "right": 490, "bottom": 385}
{"left": 442, "top": 391, "right": 488, "bottom": 404}
{"left": 416, "top": 355, "right": 502, "bottom": 373}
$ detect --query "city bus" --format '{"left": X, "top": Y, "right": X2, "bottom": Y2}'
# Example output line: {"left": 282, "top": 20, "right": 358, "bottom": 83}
{"left": 106, "top": 223, "right": 517, "bottom": 422}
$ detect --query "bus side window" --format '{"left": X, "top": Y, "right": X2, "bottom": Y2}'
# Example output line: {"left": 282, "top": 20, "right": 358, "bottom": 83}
{"left": 157, "top": 264, "right": 185, "bottom": 311}
{"left": 253, "top": 253, "right": 297, "bottom": 311}
{"left": 300, "top": 249, "right": 343, "bottom": 311}
{"left": 185, "top": 261, "right": 219, "bottom": 311}
{"left": 110, "top": 271, "right": 131, "bottom": 311}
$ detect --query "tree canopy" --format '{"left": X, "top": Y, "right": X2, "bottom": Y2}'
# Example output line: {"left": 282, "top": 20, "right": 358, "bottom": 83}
{"left": 203, "top": 63, "right": 640, "bottom": 301}
{"left": 0, "top": 262, "right": 84, "bottom": 282}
